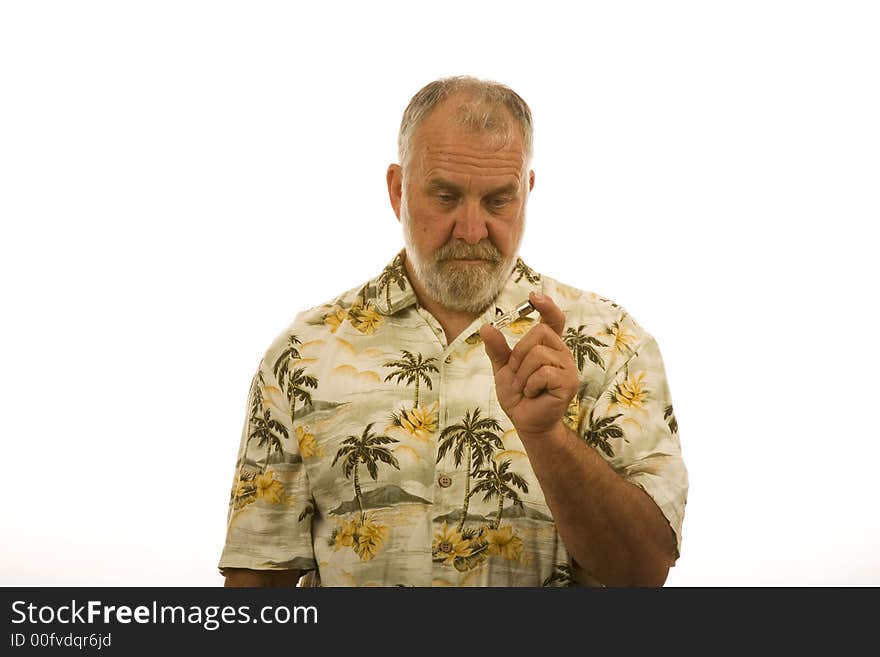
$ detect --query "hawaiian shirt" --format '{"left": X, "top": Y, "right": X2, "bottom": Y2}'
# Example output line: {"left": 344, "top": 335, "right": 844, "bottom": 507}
{"left": 218, "top": 252, "right": 688, "bottom": 586}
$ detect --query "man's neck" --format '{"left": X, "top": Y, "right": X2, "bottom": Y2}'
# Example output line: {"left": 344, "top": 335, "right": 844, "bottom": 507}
{"left": 403, "top": 258, "right": 481, "bottom": 344}
{"left": 432, "top": 307, "right": 481, "bottom": 345}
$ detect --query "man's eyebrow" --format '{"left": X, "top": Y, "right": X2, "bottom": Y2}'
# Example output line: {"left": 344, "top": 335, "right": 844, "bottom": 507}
{"left": 426, "top": 179, "right": 519, "bottom": 196}
{"left": 487, "top": 183, "right": 518, "bottom": 196}
{"left": 426, "top": 178, "right": 463, "bottom": 193}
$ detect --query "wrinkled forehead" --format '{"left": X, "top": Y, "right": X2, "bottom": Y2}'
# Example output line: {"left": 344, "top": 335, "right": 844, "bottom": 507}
{"left": 407, "top": 99, "right": 528, "bottom": 178}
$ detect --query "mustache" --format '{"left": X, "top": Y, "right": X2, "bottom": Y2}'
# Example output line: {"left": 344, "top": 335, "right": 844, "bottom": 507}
{"left": 436, "top": 240, "right": 501, "bottom": 262}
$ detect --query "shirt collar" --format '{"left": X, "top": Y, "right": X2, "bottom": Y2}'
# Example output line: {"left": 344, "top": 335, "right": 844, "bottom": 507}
{"left": 492, "top": 257, "right": 544, "bottom": 319}
{"left": 370, "top": 250, "right": 543, "bottom": 318}
{"left": 371, "top": 251, "right": 418, "bottom": 315}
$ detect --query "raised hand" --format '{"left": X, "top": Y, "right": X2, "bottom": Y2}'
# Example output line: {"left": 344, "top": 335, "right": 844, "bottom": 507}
{"left": 480, "top": 291, "right": 578, "bottom": 438}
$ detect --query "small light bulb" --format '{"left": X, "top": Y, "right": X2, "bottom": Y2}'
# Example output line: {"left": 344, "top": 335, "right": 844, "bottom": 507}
{"left": 490, "top": 300, "right": 536, "bottom": 329}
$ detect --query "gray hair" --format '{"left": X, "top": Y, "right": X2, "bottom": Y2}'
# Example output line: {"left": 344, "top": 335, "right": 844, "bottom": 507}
{"left": 397, "top": 75, "right": 534, "bottom": 168}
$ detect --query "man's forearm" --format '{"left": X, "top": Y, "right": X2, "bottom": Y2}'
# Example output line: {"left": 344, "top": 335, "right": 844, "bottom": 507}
{"left": 222, "top": 568, "right": 303, "bottom": 587}
{"left": 518, "top": 422, "right": 676, "bottom": 587}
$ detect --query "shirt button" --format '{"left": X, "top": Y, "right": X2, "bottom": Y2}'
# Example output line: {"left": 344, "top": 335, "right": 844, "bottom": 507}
{"left": 438, "top": 474, "right": 452, "bottom": 488}
{"left": 439, "top": 541, "right": 453, "bottom": 553}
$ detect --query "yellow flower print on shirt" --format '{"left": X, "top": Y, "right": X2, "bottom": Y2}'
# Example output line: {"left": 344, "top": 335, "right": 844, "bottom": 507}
{"left": 605, "top": 321, "right": 638, "bottom": 356}
{"left": 563, "top": 396, "right": 580, "bottom": 430}
{"left": 432, "top": 522, "right": 472, "bottom": 565}
{"left": 333, "top": 517, "right": 390, "bottom": 561}
{"left": 232, "top": 474, "right": 257, "bottom": 510}
{"left": 484, "top": 525, "right": 524, "bottom": 561}
{"left": 254, "top": 471, "right": 285, "bottom": 505}
{"left": 355, "top": 519, "right": 391, "bottom": 561}
{"left": 334, "top": 518, "right": 358, "bottom": 551}
{"left": 295, "top": 425, "right": 323, "bottom": 458}
{"left": 609, "top": 371, "right": 649, "bottom": 410}
{"left": 349, "top": 300, "right": 382, "bottom": 334}
{"left": 508, "top": 316, "right": 535, "bottom": 335}
{"left": 390, "top": 401, "right": 439, "bottom": 440}
{"left": 324, "top": 306, "right": 349, "bottom": 333}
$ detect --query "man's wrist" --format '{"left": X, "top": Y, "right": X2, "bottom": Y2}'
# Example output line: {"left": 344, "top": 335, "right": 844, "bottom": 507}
{"left": 516, "top": 419, "right": 572, "bottom": 444}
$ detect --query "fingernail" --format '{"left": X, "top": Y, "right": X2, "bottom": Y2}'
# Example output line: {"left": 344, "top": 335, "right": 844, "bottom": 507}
{"left": 532, "top": 292, "right": 545, "bottom": 302}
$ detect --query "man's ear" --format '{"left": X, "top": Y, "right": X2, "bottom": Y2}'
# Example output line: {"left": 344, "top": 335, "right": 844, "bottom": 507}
{"left": 528, "top": 169, "right": 535, "bottom": 192}
{"left": 387, "top": 164, "right": 403, "bottom": 221}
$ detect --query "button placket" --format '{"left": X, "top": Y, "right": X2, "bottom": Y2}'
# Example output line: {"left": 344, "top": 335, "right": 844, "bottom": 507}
{"left": 434, "top": 342, "right": 451, "bottom": 512}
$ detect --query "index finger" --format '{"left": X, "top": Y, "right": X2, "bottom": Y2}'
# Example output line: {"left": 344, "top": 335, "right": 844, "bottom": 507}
{"left": 479, "top": 323, "right": 513, "bottom": 375}
{"left": 529, "top": 291, "right": 565, "bottom": 337}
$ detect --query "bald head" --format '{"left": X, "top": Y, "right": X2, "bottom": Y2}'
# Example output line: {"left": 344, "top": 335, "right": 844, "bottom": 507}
{"left": 397, "top": 76, "right": 534, "bottom": 170}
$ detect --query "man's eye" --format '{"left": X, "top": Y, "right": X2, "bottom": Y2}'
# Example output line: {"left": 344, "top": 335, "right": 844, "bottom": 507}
{"left": 488, "top": 197, "right": 510, "bottom": 209}
{"left": 437, "top": 194, "right": 456, "bottom": 203}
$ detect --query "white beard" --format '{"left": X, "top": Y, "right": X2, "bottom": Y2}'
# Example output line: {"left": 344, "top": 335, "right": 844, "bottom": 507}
{"left": 401, "top": 211, "right": 517, "bottom": 314}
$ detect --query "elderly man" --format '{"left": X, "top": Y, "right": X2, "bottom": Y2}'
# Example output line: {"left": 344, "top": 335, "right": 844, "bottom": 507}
{"left": 219, "top": 76, "right": 687, "bottom": 587}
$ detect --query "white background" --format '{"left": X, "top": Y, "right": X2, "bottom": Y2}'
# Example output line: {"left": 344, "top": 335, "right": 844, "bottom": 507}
{"left": 2, "top": 1, "right": 878, "bottom": 586}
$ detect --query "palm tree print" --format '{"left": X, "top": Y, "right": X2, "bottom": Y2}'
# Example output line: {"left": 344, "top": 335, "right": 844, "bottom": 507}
{"left": 513, "top": 258, "right": 541, "bottom": 284}
{"left": 596, "top": 295, "right": 620, "bottom": 309}
{"left": 469, "top": 459, "right": 529, "bottom": 529}
{"left": 332, "top": 422, "right": 400, "bottom": 523}
{"left": 273, "top": 334, "right": 303, "bottom": 385}
{"left": 251, "top": 407, "right": 290, "bottom": 471}
{"left": 233, "top": 372, "right": 280, "bottom": 508}
{"left": 583, "top": 408, "right": 625, "bottom": 458}
{"left": 273, "top": 335, "right": 318, "bottom": 421}
{"left": 283, "top": 367, "right": 318, "bottom": 420}
{"left": 242, "top": 372, "right": 265, "bottom": 463}
{"left": 376, "top": 253, "right": 407, "bottom": 309}
{"left": 383, "top": 350, "right": 439, "bottom": 407}
{"left": 563, "top": 325, "right": 608, "bottom": 371}
{"left": 437, "top": 408, "right": 504, "bottom": 533}
{"left": 298, "top": 502, "right": 314, "bottom": 523}
{"left": 664, "top": 404, "right": 678, "bottom": 435}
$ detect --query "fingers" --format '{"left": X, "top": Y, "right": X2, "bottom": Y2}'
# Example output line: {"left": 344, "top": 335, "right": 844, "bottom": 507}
{"left": 508, "top": 322, "right": 566, "bottom": 373}
{"left": 522, "top": 365, "right": 571, "bottom": 399}
{"left": 483, "top": 293, "right": 571, "bottom": 394}
{"left": 511, "top": 345, "right": 570, "bottom": 392}
{"left": 479, "top": 323, "right": 512, "bottom": 375}
{"left": 529, "top": 291, "right": 566, "bottom": 336}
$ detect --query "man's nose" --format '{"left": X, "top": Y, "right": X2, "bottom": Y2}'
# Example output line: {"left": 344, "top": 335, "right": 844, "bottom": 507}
{"left": 451, "top": 201, "right": 489, "bottom": 244}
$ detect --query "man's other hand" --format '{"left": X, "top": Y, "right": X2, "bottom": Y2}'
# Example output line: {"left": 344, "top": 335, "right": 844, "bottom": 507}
{"left": 480, "top": 291, "right": 578, "bottom": 437}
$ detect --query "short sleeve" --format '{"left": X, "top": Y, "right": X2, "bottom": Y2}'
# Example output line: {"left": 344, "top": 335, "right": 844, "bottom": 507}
{"left": 217, "top": 353, "right": 318, "bottom": 572}
{"left": 583, "top": 328, "right": 688, "bottom": 562}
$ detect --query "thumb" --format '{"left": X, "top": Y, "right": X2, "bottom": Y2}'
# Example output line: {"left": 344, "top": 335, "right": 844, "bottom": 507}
{"left": 479, "top": 324, "right": 511, "bottom": 375}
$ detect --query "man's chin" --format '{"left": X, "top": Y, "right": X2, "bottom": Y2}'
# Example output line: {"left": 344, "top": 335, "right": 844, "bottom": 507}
{"left": 430, "top": 291, "right": 495, "bottom": 314}
{"left": 427, "top": 271, "right": 505, "bottom": 312}
{"left": 408, "top": 253, "right": 514, "bottom": 313}
{"left": 438, "top": 259, "right": 499, "bottom": 273}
